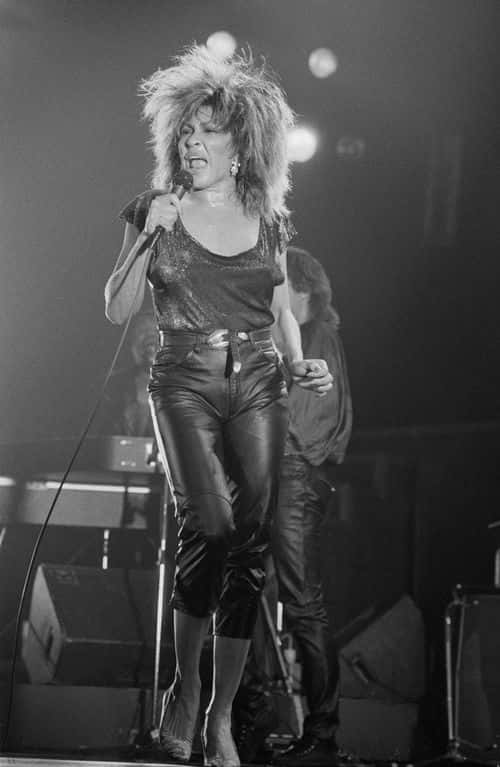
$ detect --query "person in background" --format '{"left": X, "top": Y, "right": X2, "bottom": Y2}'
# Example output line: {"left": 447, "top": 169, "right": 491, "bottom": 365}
{"left": 104, "top": 46, "right": 333, "bottom": 767}
{"left": 97, "top": 312, "right": 157, "bottom": 438}
{"left": 234, "top": 246, "right": 353, "bottom": 766}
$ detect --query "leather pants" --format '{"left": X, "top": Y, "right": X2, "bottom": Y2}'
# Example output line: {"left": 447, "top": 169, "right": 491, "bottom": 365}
{"left": 235, "top": 455, "right": 340, "bottom": 740}
{"left": 272, "top": 454, "right": 340, "bottom": 739}
{"left": 149, "top": 332, "right": 289, "bottom": 639}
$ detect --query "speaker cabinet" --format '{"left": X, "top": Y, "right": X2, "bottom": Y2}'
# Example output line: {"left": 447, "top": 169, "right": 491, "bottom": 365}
{"left": 334, "top": 594, "right": 426, "bottom": 760}
{"left": 447, "top": 588, "right": 500, "bottom": 748}
{"left": 338, "top": 594, "right": 426, "bottom": 702}
{"left": 22, "top": 564, "right": 174, "bottom": 687}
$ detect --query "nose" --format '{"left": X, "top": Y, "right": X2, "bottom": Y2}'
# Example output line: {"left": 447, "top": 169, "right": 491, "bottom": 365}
{"left": 185, "top": 130, "right": 202, "bottom": 147}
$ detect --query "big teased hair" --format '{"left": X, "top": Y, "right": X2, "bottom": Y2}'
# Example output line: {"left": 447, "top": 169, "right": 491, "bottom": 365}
{"left": 140, "top": 44, "right": 295, "bottom": 219}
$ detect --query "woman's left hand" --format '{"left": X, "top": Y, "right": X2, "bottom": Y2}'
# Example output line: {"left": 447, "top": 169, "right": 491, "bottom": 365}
{"left": 288, "top": 358, "right": 334, "bottom": 395}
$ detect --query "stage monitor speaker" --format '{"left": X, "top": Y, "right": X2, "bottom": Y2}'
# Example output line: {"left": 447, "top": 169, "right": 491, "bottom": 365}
{"left": 336, "top": 593, "right": 426, "bottom": 703}
{"left": 22, "top": 564, "right": 174, "bottom": 687}
{"left": 450, "top": 589, "right": 500, "bottom": 748}
{"left": 333, "top": 594, "right": 425, "bottom": 760}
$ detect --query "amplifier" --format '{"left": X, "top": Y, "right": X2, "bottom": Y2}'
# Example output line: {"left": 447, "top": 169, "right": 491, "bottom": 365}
{"left": 447, "top": 587, "right": 500, "bottom": 748}
{"left": 22, "top": 564, "right": 174, "bottom": 687}
{"left": 337, "top": 594, "right": 426, "bottom": 702}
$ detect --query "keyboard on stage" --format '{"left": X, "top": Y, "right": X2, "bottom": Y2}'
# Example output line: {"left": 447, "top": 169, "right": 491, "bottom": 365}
{"left": 0, "top": 436, "right": 165, "bottom": 529}
{"left": 0, "top": 435, "right": 162, "bottom": 476}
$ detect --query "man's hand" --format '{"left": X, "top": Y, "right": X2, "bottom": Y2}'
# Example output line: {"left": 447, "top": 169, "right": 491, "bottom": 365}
{"left": 288, "top": 358, "right": 333, "bottom": 395}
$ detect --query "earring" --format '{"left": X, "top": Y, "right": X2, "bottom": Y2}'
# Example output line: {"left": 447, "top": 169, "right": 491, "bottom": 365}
{"left": 230, "top": 158, "right": 240, "bottom": 177}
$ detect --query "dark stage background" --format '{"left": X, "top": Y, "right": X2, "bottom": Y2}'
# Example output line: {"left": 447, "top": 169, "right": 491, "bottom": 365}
{"left": 1, "top": 1, "right": 500, "bottom": 756}
{"left": 1, "top": 0, "right": 499, "bottom": 439}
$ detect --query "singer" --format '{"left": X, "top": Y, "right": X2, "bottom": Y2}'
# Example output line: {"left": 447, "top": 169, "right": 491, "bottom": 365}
{"left": 104, "top": 44, "right": 332, "bottom": 767}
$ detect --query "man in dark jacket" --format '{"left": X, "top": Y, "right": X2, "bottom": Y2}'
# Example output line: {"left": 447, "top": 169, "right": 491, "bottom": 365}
{"left": 234, "top": 247, "right": 353, "bottom": 766}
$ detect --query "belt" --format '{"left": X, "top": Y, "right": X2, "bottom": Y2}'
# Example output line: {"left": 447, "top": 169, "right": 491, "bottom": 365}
{"left": 158, "top": 327, "right": 272, "bottom": 374}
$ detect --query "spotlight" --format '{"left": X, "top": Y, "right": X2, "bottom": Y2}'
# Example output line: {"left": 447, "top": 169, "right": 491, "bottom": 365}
{"left": 308, "top": 47, "right": 338, "bottom": 79}
{"left": 206, "top": 31, "right": 237, "bottom": 59}
{"left": 287, "top": 126, "right": 318, "bottom": 163}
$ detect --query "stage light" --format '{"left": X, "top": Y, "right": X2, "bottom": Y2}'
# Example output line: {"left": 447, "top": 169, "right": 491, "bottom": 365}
{"left": 336, "top": 136, "right": 366, "bottom": 160}
{"left": 206, "top": 31, "right": 237, "bottom": 59}
{"left": 287, "top": 126, "right": 319, "bottom": 163}
{"left": 308, "top": 47, "right": 338, "bottom": 78}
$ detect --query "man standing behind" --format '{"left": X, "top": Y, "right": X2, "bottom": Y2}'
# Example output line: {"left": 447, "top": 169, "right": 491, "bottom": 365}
{"left": 235, "top": 246, "right": 353, "bottom": 766}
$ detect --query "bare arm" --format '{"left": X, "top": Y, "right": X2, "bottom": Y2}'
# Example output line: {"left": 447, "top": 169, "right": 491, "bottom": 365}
{"left": 271, "top": 250, "right": 303, "bottom": 363}
{"left": 104, "top": 223, "right": 151, "bottom": 325}
{"left": 272, "top": 250, "right": 333, "bottom": 395}
{"left": 104, "top": 192, "right": 181, "bottom": 325}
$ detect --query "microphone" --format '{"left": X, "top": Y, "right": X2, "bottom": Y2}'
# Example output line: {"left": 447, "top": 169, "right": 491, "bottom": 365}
{"left": 139, "top": 170, "right": 194, "bottom": 254}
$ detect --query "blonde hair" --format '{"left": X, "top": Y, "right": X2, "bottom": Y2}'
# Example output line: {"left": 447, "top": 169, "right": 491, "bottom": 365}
{"left": 140, "top": 44, "right": 295, "bottom": 219}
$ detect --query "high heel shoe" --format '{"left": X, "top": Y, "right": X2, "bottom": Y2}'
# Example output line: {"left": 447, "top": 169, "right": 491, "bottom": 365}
{"left": 158, "top": 686, "right": 195, "bottom": 763}
{"left": 202, "top": 713, "right": 240, "bottom": 767}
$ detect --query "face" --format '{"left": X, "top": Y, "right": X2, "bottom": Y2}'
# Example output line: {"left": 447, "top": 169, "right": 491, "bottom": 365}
{"left": 177, "top": 105, "right": 235, "bottom": 190}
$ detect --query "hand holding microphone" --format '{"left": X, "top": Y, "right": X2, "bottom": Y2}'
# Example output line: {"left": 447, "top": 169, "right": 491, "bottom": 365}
{"left": 142, "top": 170, "right": 194, "bottom": 251}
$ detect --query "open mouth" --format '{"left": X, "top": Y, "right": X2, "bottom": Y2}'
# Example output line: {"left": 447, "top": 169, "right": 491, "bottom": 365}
{"left": 186, "top": 157, "right": 207, "bottom": 170}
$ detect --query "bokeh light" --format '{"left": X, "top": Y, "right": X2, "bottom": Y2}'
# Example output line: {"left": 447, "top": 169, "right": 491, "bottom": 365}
{"left": 287, "top": 126, "right": 319, "bottom": 163}
{"left": 308, "top": 47, "right": 338, "bottom": 78}
{"left": 206, "top": 31, "right": 237, "bottom": 59}
{"left": 336, "top": 136, "right": 366, "bottom": 160}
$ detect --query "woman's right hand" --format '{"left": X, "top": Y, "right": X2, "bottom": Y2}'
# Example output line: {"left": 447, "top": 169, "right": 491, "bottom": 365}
{"left": 144, "top": 193, "right": 182, "bottom": 234}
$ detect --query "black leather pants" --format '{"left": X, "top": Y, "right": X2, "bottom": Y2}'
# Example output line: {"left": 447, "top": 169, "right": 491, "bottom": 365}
{"left": 149, "top": 332, "right": 289, "bottom": 639}
{"left": 272, "top": 454, "right": 340, "bottom": 739}
{"left": 235, "top": 455, "right": 340, "bottom": 740}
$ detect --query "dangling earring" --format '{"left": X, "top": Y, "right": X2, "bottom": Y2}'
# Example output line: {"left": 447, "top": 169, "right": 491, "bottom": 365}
{"left": 230, "top": 158, "right": 240, "bottom": 177}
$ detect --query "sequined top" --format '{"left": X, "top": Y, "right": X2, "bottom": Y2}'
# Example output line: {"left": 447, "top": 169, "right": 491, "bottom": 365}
{"left": 119, "top": 190, "right": 295, "bottom": 333}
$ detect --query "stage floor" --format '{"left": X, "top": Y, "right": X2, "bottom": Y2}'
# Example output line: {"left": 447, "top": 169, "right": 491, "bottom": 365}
{"left": 0, "top": 757, "right": 182, "bottom": 767}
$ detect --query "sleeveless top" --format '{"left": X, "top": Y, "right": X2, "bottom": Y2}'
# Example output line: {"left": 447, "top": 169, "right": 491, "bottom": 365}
{"left": 119, "top": 190, "right": 295, "bottom": 333}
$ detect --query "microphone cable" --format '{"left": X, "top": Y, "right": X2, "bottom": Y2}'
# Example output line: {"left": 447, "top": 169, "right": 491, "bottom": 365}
{"left": 1, "top": 255, "right": 150, "bottom": 752}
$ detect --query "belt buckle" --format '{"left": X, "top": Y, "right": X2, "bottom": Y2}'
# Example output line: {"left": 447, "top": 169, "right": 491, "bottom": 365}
{"left": 207, "top": 329, "right": 229, "bottom": 349}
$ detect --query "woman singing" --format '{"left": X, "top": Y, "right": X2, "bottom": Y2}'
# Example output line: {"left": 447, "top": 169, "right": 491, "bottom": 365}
{"left": 105, "top": 44, "right": 332, "bottom": 767}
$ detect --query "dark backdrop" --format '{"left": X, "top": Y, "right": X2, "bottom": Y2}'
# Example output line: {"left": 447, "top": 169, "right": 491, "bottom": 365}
{"left": 1, "top": 0, "right": 499, "bottom": 442}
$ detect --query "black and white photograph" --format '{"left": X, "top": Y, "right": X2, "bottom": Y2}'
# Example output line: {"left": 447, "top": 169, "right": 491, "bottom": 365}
{"left": 0, "top": 2, "right": 499, "bottom": 766}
